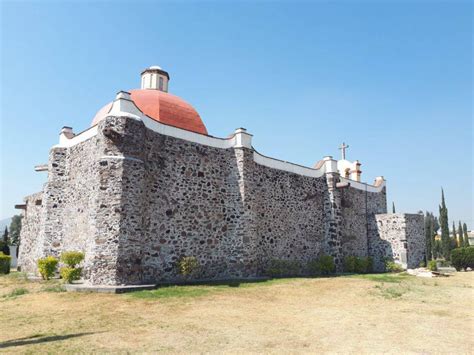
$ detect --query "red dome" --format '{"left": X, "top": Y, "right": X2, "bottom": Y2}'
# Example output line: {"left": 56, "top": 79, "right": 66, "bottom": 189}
{"left": 91, "top": 89, "right": 208, "bottom": 135}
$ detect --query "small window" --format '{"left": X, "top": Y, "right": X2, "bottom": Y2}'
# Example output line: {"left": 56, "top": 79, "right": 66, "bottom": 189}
{"left": 159, "top": 77, "right": 164, "bottom": 90}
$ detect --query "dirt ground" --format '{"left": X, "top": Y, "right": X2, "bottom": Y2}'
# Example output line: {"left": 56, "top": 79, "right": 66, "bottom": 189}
{"left": 1, "top": 271, "right": 473, "bottom": 354}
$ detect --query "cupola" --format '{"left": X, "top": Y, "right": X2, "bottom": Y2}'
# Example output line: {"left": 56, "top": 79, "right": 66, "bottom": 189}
{"left": 141, "top": 65, "right": 170, "bottom": 92}
{"left": 91, "top": 66, "right": 208, "bottom": 135}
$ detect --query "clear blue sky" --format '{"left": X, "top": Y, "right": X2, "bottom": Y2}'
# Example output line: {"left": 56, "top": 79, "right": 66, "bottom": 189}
{"left": 1, "top": 1, "right": 472, "bottom": 227}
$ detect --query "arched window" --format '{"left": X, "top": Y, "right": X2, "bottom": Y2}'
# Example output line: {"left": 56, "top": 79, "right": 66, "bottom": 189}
{"left": 344, "top": 168, "right": 350, "bottom": 179}
{"left": 159, "top": 77, "right": 164, "bottom": 90}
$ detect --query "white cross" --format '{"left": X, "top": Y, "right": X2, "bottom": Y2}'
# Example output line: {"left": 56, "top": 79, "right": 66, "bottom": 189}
{"left": 339, "top": 142, "right": 349, "bottom": 160}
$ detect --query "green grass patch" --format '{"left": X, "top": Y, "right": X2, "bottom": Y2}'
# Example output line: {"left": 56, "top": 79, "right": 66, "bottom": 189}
{"left": 42, "top": 284, "right": 66, "bottom": 293}
{"left": 127, "top": 278, "right": 294, "bottom": 300}
{"left": 3, "top": 287, "right": 29, "bottom": 299}
{"left": 373, "top": 284, "right": 407, "bottom": 299}
{"left": 351, "top": 273, "right": 411, "bottom": 283}
{"left": 1, "top": 271, "right": 28, "bottom": 281}
{"left": 128, "top": 286, "right": 215, "bottom": 299}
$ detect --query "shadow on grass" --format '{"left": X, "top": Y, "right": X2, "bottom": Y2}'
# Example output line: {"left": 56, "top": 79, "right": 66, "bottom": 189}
{"left": 0, "top": 332, "right": 97, "bottom": 349}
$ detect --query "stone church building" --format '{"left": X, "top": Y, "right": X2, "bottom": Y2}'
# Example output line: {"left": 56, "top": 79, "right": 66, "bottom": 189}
{"left": 17, "top": 66, "right": 425, "bottom": 286}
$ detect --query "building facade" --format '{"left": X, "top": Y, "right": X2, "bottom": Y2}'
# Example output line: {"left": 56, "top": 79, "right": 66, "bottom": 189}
{"left": 17, "top": 67, "right": 425, "bottom": 286}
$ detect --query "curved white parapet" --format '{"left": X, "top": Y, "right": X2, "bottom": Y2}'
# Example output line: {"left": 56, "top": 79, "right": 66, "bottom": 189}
{"left": 340, "top": 176, "right": 386, "bottom": 193}
{"left": 54, "top": 125, "right": 98, "bottom": 148}
{"left": 55, "top": 91, "right": 385, "bottom": 192}
{"left": 141, "top": 115, "right": 239, "bottom": 149}
{"left": 253, "top": 151, "right": 327, "bottom": 178}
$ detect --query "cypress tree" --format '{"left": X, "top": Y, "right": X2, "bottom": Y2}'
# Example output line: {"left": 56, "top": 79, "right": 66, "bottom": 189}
{"left": 392, "top": 202, "right": 396, "bottom": 213}
{"left": 424, "top": 213, "right": 431, "bottom": 260}
{"left": 463, "top": 223, "right": 470, "bottom": 247}
{"left": 2, "top": 227, "right": 7, "bottom": 244}
{"left": 1, "top": 227, "right": 9, "bottom": 255}
{"left": 457, "top": 221, "right": 464, "bottom": 247}
{"left": 439, "top": 189, "right": 450, "bottom": 259}
{"left": 451, "top": 221, "right": 458, "bottom": 249}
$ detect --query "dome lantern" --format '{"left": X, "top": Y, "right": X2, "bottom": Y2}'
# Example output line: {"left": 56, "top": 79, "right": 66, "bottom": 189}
{"left": 141, "top": 65, "right": 170, "bottom": 92}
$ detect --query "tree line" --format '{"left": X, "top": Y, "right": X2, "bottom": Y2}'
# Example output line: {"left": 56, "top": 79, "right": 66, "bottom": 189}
{"left": 0, "top": 215, "right": 22, "bottom": 255}
{"left": 425, "top": 189, "right": 470, "bottom": 261}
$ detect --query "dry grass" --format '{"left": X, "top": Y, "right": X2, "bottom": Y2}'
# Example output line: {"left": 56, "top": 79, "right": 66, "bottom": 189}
{"left": 1, "top": 271, "right": 473, "bottom": 354}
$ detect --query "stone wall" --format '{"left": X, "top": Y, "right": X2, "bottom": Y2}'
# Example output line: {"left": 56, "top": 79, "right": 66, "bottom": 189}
{"left": 369, "top": 213, "right": 425, "bottom": 271}
{"left": 340, "top": 187, "right": 387, "bottom": 259}
{"left": 95, "top": 116, "right": 388, "bottom": 283}
{"left": 17, "top": 135, "right": 100, "bottom": 277}
{"left": 405, "top": 214, "right": 426, "bottom": 268}
{"left": 18, "top": 115, "right": 431, "bottom": 286}
{"left": 17, "top": 192, "right": 43, "bottom": 273}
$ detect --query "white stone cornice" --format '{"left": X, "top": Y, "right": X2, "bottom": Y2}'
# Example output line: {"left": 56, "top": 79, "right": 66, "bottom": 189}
{"left": 54, "top": 90, "right": 386, "bottom": 192}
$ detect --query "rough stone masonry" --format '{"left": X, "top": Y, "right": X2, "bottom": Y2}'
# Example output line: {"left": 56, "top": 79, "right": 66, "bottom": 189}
{"left": 17, "top": 114, "right": 425, "bottom": 285}
{"left": 16, "top": 67, "right": 425, "bottom": 286}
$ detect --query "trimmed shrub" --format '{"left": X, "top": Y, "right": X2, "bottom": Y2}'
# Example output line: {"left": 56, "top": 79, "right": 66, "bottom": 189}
{"left": 37, "top": 256, "right": 59, "bottom": 280}
{"left": 427, "top": 260, "right": 437, "bottom": 271}
{"left": 0, "top": 242, "right": 10, "bottom": 256}
{"left": 0, "top": 252, "right": 11, "bottom": 274}
{"left": 451, "top": 247, "right": 474, "bottom": 271}
{"left": 308, "top": 255, "right": 335, "bottom": 275}
{"left": 178, "top": 256, "right": 200, "bottom": 278}
{"left": 266, "top": 259, "right": 301, "bottom": 277}
{"left": 60, "top": 267, "right": 82, "bottom": 283}
{"left": 60, "top": 251, "right": 85, "bottom": 267}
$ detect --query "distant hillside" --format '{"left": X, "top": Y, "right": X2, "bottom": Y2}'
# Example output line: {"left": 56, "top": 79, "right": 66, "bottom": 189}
{"left": 0, "top": 217, "right": 12, "bottom": 232}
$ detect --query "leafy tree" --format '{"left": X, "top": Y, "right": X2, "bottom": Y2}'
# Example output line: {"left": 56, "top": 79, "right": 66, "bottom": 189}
{"left": 9, "top": 215, "right": 22, "bottom": 246}
{"left": 463, "top": 223, "right": 470, "bottom": 247}
{"left": 392, "top": 202, "right": 396, "bottom": 213}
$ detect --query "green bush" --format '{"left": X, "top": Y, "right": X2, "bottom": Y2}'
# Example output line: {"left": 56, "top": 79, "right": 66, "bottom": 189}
{"left": 60, "top": 267, "right": 82, "bottom": 283}
{"left": 419, "top": 261, "right": 426, "bottom": 268}
{"left": 343, "top": 256, "right": 357, "bottom": 273}
{"left": 178, "top": 256, "right": 201, "bottom": 278}
{"left": 343, "top": 256, "right": 372, "bottom": 274}
{"left": 437, "top": 259, "right": 451, "bottom": 267}
{"left": 60, "top": 251, "right": 85, "bottom": 267}
{"left": 0, "top": 252, "right": 11, "bottom": 274}
{"left": 450, "top": 247, "right": 474, "bottom": 271}
{"left": 427, "top": 260, "right": 437, "bottom": 271}
{"left": 308, "top": 255, "right": 335, "bottom": 275}
{"left": 266, "top": 259, "right": 301, "bottom": 277}
{"left": 384, "top": 258, "right": 404, "bottom": 273}
{"left": 37, "top": 256, "right": 59, "bottom": 280}
{"left": 356, "top": 257, "right": 373, "bottom": 274}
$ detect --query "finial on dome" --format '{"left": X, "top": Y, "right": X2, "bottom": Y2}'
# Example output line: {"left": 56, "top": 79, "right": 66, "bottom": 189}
{"left": 141, "top": 65, "right": 170, "bottom": 92}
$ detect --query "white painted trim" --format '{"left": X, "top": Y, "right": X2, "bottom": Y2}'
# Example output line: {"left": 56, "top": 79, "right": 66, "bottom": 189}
{"left": 54, "top": 126, "right": 98, "bottom": 148}
{"left": 54, "top": 91, "right": 385, "bottom": 192}
{"left": 100, "top": 155, "right": 144, "bottom": 163}
{"left": 141, "top": 115, "right": 238, "bottom": 149}
{"left": 339, "top": 176, "right": 386, "bottom": 193}
{"left": 253, "top": 151, "right": 327, "bottom": 178}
